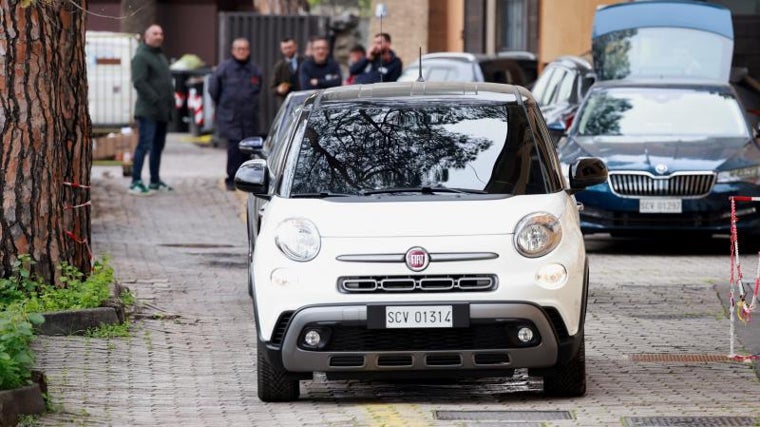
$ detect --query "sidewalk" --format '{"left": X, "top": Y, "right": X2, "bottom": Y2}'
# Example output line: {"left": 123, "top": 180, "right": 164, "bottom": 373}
{"left": 34, "top": 135, "right": 266, "bottom": 425}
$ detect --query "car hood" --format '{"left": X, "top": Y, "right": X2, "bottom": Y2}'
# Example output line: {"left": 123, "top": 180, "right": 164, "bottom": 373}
{"left": 262, "top": 193, "right": 569, "bottom": 238}
{"left": 563, "top": 135, "right": 752, "bottom": 172}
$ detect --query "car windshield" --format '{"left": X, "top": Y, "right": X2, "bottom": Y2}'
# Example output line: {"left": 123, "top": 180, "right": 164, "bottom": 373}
{"left": 398, "top": 59, "right": 477, "bottom": 82}
{"left": 287, "top": 100, "right": 550, "bottom": 196}
{"left": 576, "top": 87, "right": 749, "bottom": 137}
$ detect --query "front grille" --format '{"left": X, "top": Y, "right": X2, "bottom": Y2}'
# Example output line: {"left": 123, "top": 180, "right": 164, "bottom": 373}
{"left": 426, "top": 354, "right": 463, "bottom": 366}
{"left": 319, "top": 323, "right": 521, "bottom": 351}
{"left": 608, "top": 172, "right": 715, "bottom": 198}
{"left": 338, "top": 274, "right": 497, "bottom": 293}
{"left": 329, "top": 355, "right": 365, "bottom": 367}
{"left": 474, "top": 353, "right": 510, "bottom": 365}
{"left": 378, "top": 355, "right": 413, "bottom": 366}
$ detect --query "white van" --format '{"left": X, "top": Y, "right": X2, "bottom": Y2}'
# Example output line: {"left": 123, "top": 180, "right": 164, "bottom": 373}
{"left": 86, "top": 31, "right": 138, "bottom": 130}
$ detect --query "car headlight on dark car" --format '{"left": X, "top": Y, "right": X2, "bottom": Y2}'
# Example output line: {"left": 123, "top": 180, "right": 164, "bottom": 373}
{"left": 275, "top": 218, "right": 321, "bottom": 262}
{"left": 514, "top": 213, "right": 562, "bottom": 258}
{"left": 717, "top": 165, "right": 760, "bottom": 185}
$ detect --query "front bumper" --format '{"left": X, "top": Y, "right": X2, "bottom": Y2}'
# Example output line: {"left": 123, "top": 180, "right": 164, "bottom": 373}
{"left": 264, "top": 302, "right": 579, "bottom": 376}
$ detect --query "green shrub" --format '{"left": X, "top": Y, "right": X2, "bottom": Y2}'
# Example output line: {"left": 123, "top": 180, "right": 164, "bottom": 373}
{"left": 0, "top": 255, "right": 117, "bottom": 390}
{"left": 0, "top": 310, "right": 44, "bottom": 390}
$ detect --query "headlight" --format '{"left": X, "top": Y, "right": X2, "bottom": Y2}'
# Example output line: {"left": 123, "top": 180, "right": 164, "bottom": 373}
{"left": 514, "top": 213, "right": 562, "bottom": 258}
{"left": 717, "top": 165, "right": 760, "bottom": 185}
{"left": 274, "top": 218, "right": 321, "bottom": 262}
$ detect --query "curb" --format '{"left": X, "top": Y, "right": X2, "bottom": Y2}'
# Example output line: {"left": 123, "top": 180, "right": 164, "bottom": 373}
{"left": 0, "top": 371, "right": 46, "bottom": 426}
{"left": 35, "top": 307, "right": 122, "bottom": 336}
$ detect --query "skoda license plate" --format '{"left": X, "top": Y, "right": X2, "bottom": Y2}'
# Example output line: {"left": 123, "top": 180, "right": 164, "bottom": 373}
{"left": 385, "top": 305, "right": 452, "bottom": 328}
{"left": 639, "top": 198, "right": 682, "bottom": 214}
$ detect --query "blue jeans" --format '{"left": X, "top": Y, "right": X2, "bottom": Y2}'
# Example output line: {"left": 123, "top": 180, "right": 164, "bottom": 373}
{"left": 132, "top": 118, "right": 168, "bottom": 185}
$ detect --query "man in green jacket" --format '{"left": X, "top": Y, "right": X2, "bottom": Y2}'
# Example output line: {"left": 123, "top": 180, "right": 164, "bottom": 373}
{"left": 129, "top": 24, "right": 174, "bottom": 196}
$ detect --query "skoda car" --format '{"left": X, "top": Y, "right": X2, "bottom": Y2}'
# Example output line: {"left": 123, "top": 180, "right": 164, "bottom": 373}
{"left": 235, "top": 82, "right": 607, "bottom": 401}
{"left": 557, "top": 79, "right": 760, "bottom": 237}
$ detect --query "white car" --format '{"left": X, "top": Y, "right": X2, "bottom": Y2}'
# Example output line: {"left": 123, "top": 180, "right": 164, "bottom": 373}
{"left": 235, "top": 81, "right": 608, "bottom": 402}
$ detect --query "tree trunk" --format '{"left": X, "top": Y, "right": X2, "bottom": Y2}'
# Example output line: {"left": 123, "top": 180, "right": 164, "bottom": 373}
{"left": 0, "top": 0, "right": 92, "bottom": 284}
{"left": 119, "top": 0, "right": 156, "bottom": 36}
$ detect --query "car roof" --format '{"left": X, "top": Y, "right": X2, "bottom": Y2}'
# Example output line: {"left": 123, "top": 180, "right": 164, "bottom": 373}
{"left": 545, "top": 55, "right": 593, "bottom": 71}
{"left": 313, "top": 81, "right": 532, "bottom": 104}
{"left": 589, "top": 78, "right": 734, "bottom": 92}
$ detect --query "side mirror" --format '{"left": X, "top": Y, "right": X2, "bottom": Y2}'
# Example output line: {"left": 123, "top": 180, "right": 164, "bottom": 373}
{"left": 234, "top": 159, "right": 269, "bottom": 196}
{"left": 568, "top": 157, "right": 607, "bottom": 193}
{"left": 547, "top": 120, "right": 566, "bottom": 133}
{"left": 238, "top": 136, "right": 264, "bottom": 156}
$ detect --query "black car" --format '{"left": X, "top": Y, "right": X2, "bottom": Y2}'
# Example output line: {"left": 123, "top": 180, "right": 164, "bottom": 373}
{"left": 397, "top": 52, "right": 537, "bottom": 88}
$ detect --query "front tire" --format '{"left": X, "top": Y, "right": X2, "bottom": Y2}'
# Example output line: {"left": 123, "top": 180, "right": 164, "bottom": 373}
{"left": 257, "top": 344, "right": 299, "bottom": 402}
{"left": 543, "top": 336, "right": 586, "bottom": 397}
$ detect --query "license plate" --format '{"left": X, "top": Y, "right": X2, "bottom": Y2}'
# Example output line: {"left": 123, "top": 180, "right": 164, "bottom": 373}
{"left": 385, "top": 305, "right": 453, "bottom": 328}
{"left": 639, "top": 198, "right": 682, "bottom": 213}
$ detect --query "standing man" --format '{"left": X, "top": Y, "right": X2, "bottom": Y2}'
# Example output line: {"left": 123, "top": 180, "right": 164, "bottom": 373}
{"left": 349, "top": 33, "right": 403, "bottom": 84}
{"left": 129, "top": 24, "right": 174, "bottom": 196}
{"left": 271, "top": 38, "right": 303, "bottom": 108}
{"left": 208, "top": 38, "right": 263, "bottom": 191}
{"left": 299, "top": 36, "right": 342, "bottom": 90}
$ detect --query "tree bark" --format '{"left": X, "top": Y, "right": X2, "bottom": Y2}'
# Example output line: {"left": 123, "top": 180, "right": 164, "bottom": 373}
{"left": 119, "top": 0, "right": 156, "bottom": 36}
{"left": 0, "top": 0, "right": 92, "bottom": 284}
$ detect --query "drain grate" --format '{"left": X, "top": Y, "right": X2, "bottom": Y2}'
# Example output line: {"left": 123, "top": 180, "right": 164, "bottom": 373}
{"left": 629, "top": 354, "right": 734, "bottom": 363}
{"left": 623, "top": 416, "right": 758, "bottom": 426}
{"left": 159, "top": 243, "right": 235, "bottom": 248}
{"left": 435, "top": 410, "right": 573, "bottom": 422}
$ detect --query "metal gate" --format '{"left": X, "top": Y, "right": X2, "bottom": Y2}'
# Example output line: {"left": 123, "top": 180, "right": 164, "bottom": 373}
{"left": 218, "top": 13, "right": 329, "bottom": 133}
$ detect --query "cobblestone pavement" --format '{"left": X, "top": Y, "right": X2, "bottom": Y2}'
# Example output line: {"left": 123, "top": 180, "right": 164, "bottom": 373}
{"left": 33, "top": 136, "right": 760, "bottom": 426}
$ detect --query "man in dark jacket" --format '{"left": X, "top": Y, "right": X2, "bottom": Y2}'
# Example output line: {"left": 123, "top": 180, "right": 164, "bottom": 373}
{"left": 271, "top": 37, "right": 303, "bottom": 108}
{"left": 349, "top": 33, "right": 402, "bottom": 84}
{"left": 208, "top": 38, "right": 263, "bottom": 191}
{"left": 129, "top": 24, "right": 175, "bottom": 196}
{"left": 299, "top": 37, "right": 342, "bottom": 90}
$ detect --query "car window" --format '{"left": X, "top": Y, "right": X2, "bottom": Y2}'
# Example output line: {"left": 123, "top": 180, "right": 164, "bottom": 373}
{"left": 286, "top": 100, "right": 551, "bottom": 196}
{"left": 398, "top": 59, "right": 476, "bottom": 82}
{"left": 530, "top": 67, "right": 555, "bottom": 105}
{"left": 555, "top": 69, "right": 575, "bottom": 104}
{"left": 576, "top": 87, "right": 749, "bottom": 137}
{"left": 542, "top": 68, "right": 568, "bottom": 106}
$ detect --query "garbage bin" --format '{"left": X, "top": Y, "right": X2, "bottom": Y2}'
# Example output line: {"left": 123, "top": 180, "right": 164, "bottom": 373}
{"left": 169, "top": 68, "right": 212, "bottom": 133}
{"left": 186, "top": 73, "right": 215, "bottom": 136}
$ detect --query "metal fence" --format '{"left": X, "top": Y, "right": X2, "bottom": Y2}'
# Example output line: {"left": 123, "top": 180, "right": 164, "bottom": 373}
{"left": 218, "top": 13, "right": 330, "bottom": 133}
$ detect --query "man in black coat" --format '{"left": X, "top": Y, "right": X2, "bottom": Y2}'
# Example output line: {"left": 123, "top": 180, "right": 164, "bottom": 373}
{"left": 299, "top": 36, "right": 342, "bottom": 90}
{"left": 208, "top": 38, "right": 263, "bottom": 191}
{"left": 349, "top": 32, "right": 402, "bottom": 84}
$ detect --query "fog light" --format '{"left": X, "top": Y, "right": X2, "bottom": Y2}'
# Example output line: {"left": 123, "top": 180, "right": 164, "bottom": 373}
{"left": 304, "top": 330, "right": 321, "bottom": 347}
{"left": 535, "top": 263, "right": 568, "bottom": 288}
{"left": 517, "top": 327, "right": 534, "bottom": 343}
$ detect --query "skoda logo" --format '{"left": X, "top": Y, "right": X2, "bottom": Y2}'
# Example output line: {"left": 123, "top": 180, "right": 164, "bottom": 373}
{"left": 405, "top": 247, "right": 429, "bottom": 272}
{"left": 655, "top": 164, "right": 669, "bottom": 175}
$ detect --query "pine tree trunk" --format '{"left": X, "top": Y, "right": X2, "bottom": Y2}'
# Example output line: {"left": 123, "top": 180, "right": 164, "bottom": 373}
{"left": 0, "top": 0, "right": 92, "bottom": 284}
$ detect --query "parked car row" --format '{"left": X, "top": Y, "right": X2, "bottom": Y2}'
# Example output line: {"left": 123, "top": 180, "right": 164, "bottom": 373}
{"left": 536, "top": 0, "right": 760, "bottom": 239}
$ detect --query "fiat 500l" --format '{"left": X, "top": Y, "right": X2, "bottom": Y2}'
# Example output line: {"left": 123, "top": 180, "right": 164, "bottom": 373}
{"left": 235, "top": 82, "right": 607, "bottom": 401}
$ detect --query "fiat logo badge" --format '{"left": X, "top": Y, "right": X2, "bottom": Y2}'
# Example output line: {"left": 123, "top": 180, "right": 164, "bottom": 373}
{"left": 655, "top": 164, "right": 668, "bottom": 174}
{"left": 405, "top": 247, "right": 429, "bottom": 272}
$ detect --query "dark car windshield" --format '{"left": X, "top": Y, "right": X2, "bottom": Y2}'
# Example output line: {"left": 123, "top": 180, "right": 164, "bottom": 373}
{"left": 287, "top": 100, "right": 551, "bottom": 196}
{"left": 576, "top": 87, "right": 748, "bottom": 137}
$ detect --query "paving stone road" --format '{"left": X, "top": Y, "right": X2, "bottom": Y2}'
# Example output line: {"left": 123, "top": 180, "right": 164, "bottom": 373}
{"left": 33, "top": 136, "right": 760, "bottom": 426}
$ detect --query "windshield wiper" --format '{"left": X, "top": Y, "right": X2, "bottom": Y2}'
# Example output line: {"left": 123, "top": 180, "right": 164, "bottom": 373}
{"left": 362, "top": 186, "right": 487, "bottom": 195}
{"left": 290, "top": 192, "right": 353, "bottom": 198}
